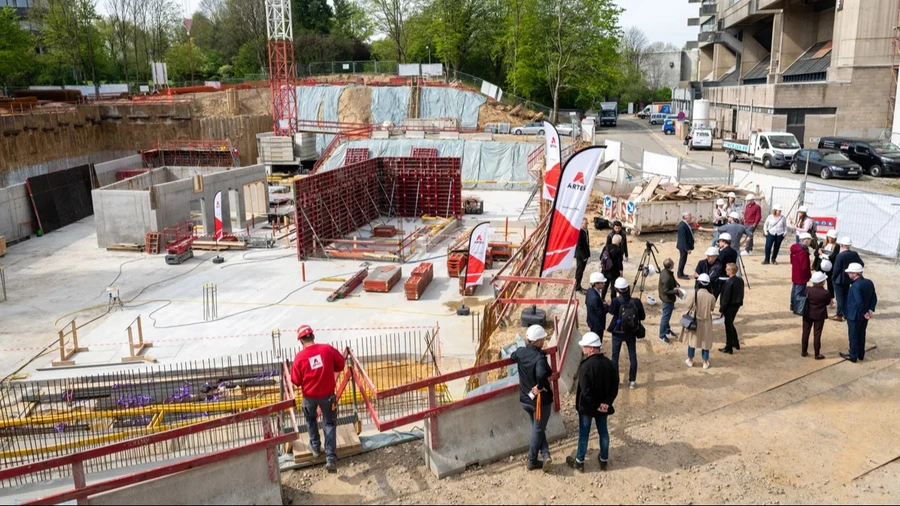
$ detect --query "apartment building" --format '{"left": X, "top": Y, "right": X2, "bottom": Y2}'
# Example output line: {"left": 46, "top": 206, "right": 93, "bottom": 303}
{"left": 685, "top": 0, "right": 900, "bottom": 145}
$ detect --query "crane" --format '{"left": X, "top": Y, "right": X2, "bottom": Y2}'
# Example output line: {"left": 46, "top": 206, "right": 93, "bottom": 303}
{"left": 266, "top": 0, "right": 298, "bottom": 136}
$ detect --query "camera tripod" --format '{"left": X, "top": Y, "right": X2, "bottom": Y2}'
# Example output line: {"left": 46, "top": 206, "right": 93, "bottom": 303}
{"left": 632, "top": 241, "right": 662, "bottom": 296}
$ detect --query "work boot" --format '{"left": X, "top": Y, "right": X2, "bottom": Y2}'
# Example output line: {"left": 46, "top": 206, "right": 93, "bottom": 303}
{"left": 565, "top": 456, "right": 584, "bottom": 473}
{"left": 542, "top": 456, "right": 552, "bottom": 473}
{"left": 325, "top": 461, "right": 337, "bottom": 474}
{"left": 310, "top": 446, "right": 321, "bottom": 459}
{"left": 598, "top": 455, "right": 608, "bottom": 471}
{"left": 527, "top": 460, "right": 544, "bottom": 471}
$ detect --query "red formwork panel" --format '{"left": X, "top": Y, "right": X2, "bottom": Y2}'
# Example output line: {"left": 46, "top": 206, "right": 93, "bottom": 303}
{"left": 345, "top": 148, "right": 370, "bottom": 164}
{"left": 410, "top": 148, "right": 437, "bottom": 158}
{"left": 363, "top": 265, "right": 403, "bottom": 292}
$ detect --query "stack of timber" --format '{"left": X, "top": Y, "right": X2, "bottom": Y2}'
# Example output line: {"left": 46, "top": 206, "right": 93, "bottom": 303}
{"left": 328, "top": 268, "right": 368, "bottom": 302}
{"left": 629, "top": 175, "right": 755, "bottom": 203}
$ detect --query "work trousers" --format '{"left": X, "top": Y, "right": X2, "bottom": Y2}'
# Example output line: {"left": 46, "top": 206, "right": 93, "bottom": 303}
{"left": 302, "top": 394, "right": 338, "bottom": 464}
{"left": 802, "top": 317, "right": 824, "bottom": 356}
{"left": 847, "top": 319, "right": 868, "bottom": 361}
{"left": 659, "top": 301, "right": 675, "bottom": 338}
{"left": 575, "top": 257, "right": 587, "bottom": 289}
{"left": 611, "top": 334, "right": 638, "bottom": 383}
{"left": 723, "top": 306, "right": 740, "bottom": 350}
{"left": 576, "top": 413, "right": 609, "bottom": 463}
{"left": 835, "top": 284, "right": 849, "bottom": 317}
{"left": 744, "top": 224, "right": 758, "bottom": 252}
{"left": 677, "top": 249, "right": 690, "bottom": 277}
{"left": 521, "top": 402, "right": 552, "bottom": 464}
{"left": 764, "top": 234, "right": 785, "bottom": 263}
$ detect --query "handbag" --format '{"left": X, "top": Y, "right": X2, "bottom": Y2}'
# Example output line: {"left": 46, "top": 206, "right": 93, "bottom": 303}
{"left": 635, "top": 322, "right": 646, "bottom": 339}
{"left": 679, "top": 288, "right": 699, "bottom": 330}
{"left": 793, "top": 287, "right": 809, "bottom": 317}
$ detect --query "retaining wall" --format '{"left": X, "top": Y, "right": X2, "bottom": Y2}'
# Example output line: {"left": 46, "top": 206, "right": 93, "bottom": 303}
{"left": 0, "top": 183, "right": 32, "bottom": 244}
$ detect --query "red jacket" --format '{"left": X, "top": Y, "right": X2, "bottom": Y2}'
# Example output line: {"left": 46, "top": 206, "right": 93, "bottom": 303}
{"left": 790, "top": 243, "right": 811, "bottom": 284}
{"left": 290, "top": 343, "right": 346, "bottom": 399}
{"left": 744, "top": 202, "right": 762, "bottom": 227}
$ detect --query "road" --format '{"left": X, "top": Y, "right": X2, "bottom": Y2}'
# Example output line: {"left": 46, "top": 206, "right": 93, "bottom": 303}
{"left": 597, "top": 117, "right": 900, "bottom": 194}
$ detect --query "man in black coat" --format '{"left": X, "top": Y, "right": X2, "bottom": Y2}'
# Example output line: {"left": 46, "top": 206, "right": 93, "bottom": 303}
{"left": 831, "top": 237, "right": 863, "bottom": 322}
{"left": 677, "top": 212, "right": 695, "bottom": 280}
{"left": 575, "top": 218, "right": 591, "bottom": 292}
{"left": 718, "top": 262, "right": 745, "bottom": 354}
{"left": 607, "top": 278, "right": 646, "bottom": 389}
{"left": 695, "top": 247, "right": 724, "bottom": 298}
{"left": 606, "top": 220, "right": 629, "bottom": 262}
{"left": 566, "top": 332, "right": 618, "bottom": 472}
{"left": 510, "top": 325, "right": 555, "bottom": 472}
{"left": 586, "top": 272, "right": 608, "bottom": 342}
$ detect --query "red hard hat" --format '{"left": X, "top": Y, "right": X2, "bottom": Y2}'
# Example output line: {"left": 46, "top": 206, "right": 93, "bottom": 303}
{"left": 296, "top": 325, "right": 314, "bottom": 340}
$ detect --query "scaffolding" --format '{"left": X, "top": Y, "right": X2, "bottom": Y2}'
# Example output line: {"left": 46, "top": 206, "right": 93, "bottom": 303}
{"left": 141, "top": 140, "right": 239, "bottom": 168}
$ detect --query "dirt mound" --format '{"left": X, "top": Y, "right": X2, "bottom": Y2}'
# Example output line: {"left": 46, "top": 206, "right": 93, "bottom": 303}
{"left": 192, "top": 87, "right": 270, "bottom": 117}
{"left": 477, "top": 101, "right": 542, "bottom": 130}
{"left": 338, "top": 86, "right": 372, "bottom": 123}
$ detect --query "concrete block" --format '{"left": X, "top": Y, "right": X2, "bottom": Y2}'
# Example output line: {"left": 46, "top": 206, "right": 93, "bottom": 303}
{"left": 439, "top": 131, "right": 460, "bottom": 140}
{"left": 372, "top": 130, "right": 390, "bottom": 139}
{"left": 405, "top": 130, "right": 426, "bottom": 139}
{"left": 422, "top": 388, "right": 566, "bottom": 478}
{"left": 472, "top": 133, "right": 494, "bottom": 141}
{"left": 557, "top": 327, "right": 584, "bottom": 396}
{"left": 88, "top": 449, "right": 281, "bottom": 505}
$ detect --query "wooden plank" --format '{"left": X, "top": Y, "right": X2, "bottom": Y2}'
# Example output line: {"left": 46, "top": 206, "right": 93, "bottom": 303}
{"left": 106, "top": 243, "right": 142, "bottom": 252}
{"left": 291, "top": 424, "right": 362, "bottom": 463}
{"left": 637, "top": 175, "right": 662, "bottom": 201}
{"left": 192, "top": 240, "right": 247, "bottom": 250}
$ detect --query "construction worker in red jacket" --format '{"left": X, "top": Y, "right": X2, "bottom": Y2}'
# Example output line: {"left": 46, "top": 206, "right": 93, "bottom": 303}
{"left": 742, "top": 194, "right": 762, "bottom": 256}
{"left": 290, "top": 325, "right": 346, "bottom": 473}
{"left": 790, "top": 233, "right": 813, "bottom": 313}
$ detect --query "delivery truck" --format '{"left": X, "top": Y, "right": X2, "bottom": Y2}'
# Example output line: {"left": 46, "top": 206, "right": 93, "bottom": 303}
{"left": 723, "top": 131, "right": 801, "bottom": 169}
{"left": 638, "top": 102, "right": 672, "bottom": 119}
{"left": 600, "top": 102, "right": 618, "bottom": 127}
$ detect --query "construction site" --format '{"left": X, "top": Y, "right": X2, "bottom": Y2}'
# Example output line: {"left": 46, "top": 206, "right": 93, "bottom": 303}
{"left": 2, "top": 0, "right": 900, "bottom": 504}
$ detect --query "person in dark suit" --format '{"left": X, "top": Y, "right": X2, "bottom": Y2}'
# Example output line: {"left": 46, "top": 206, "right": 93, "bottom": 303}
{"left": 606, "top": 221, "right": 629, "bottom": 262}
{"left": 718, "top": 263, "right": 744, "bottom": 354}
{"left": 840, "top": 263, "right": 878, "bottom": 363}
{"left": 802, "top": 271, "right": 832, "bottom": 359}
{"left": 575, "top": 218, "right": 591, "bottom": 292}
{"left": 600, "top": 235, "right": 625, "bottom": 304}
{"left": 676, "top": 212, "right": 695, "bottom": 280}
{"left": 586, "top": 273, "right": 608, "bottom": 342}
{"left": 694, "top": 247, "right": 723, "bottom": 298}
{"left": 831, "top": 237, "right": 863, "bottom": 322}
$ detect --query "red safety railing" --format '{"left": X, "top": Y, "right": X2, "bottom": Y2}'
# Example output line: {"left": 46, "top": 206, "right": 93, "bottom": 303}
{"left": 0, "top": 401, "right": 295, "bottom": 505}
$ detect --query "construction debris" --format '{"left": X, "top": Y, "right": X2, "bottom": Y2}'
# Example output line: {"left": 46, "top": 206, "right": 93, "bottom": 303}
{"left": 629, "top": 177, "right": 755, "bottom": 203}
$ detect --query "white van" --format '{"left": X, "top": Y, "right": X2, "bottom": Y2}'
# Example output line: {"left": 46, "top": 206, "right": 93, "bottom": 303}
{"left": 689, "top": 128, "right": 713, "bottom": 150}
{"left": 649, "top": 113, "right": 666, "bottom": 125}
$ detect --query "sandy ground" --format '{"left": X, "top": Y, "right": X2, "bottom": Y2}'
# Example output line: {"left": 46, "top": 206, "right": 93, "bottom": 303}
{"left": 282, "top": 229, "right": 900, "bottom": 505}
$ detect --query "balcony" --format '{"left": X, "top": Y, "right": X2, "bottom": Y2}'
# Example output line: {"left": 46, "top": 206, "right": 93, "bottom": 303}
{"left": 757, "top": 0, "right": 783, "bottom": 8}
{"left": 700, "top": 4, "right": 719, "bottom": 16}
{"left": 688, "top": 17, "right": 701, "bottom": 26}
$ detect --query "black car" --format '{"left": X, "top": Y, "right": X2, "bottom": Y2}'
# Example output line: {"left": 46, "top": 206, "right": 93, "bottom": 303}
{"left": 790, "top": 149, "right": 862, "bottom": 180}
{"left": 818, "top": 137, "right": 900, "bottom": 177}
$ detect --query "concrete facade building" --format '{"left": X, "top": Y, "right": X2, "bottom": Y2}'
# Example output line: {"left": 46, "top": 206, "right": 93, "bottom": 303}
{"left": 641, "top": 50, "right": 700, "bottom": 92}
{"left": 685, "top": 0, "right": 900, "bottom": 145}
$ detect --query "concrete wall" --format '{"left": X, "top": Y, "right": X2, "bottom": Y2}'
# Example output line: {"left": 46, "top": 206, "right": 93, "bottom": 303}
{"left": 92, "top": 188, "right": 156, "bottom": 248}
{"left": 88, "top": 449, "right": 282, "bottom": 505}
{"left": 0, "top": 150, "right": 136, "bottom": 187}
{"left": 422, "top": 388, "right": 567, "bottom": 478}
{"left": 0, "top": 183, "right": 33, "bottom": 244}
{"left": 94, "top": 155, "right": 144, "bottom": 187}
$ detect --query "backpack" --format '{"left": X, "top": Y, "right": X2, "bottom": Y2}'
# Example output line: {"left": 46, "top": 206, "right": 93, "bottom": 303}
{"left": 600, "top": 247, "right": 614, "bottom": 272}
{"left": 619, "top": 299, "right": 639, "bottom": 334}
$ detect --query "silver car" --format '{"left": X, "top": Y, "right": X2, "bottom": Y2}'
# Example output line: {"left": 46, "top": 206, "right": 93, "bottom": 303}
{"left": 555, "top": 124, "right": 581, "bottom": 137}
{"left": 513, "top": 122, "right": 546, "bottom": 135}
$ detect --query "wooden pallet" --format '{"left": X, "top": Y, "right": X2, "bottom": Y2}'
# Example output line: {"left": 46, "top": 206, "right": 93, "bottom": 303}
{"left": 145, "top": 232, "right": 160, "bottom": 254}
{"left": 291, "top": 424, "right": 362, "bottom": 463}
{"left": 107, "top": 243, "right": 143, "bottom": 252}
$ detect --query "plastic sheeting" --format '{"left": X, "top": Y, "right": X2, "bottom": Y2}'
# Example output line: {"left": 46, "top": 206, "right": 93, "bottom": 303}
{"left": 296, "top": 85, "right": 346, "bottom": 153}
{"left": 371, "top": 87, "right": 411, "bottom": 125}
{"left": 419, "top": 88, "right": 486, "bottom": 128}
{"left": 321, "top": 139, "right": 540, "bottom": 189}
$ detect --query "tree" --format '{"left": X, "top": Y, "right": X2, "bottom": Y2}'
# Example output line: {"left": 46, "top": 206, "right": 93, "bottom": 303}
{"left": 368, "top": 0, "right": 417, "bottom": 62}
{"left": 294, "top": 0, "right": 334, "bottom": 34}
{"left": 621, "top": 26, "right": 648, "bottom": 67}
{"left": 41, "top": 0, "right": 105, "bottom": 87}
{"left": 425, "top": 0, "right": 486, "bottom": 71}
{"left": 333, "top": 0, "right": 373, "bottom": 41}
{"left": 0, "top": 7, "right": 36, "bottom": 88}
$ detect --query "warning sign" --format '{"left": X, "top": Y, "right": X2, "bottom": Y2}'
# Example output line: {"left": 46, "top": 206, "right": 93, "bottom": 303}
{"left": 810, "top": 216, "right": 837, "bottom": 237}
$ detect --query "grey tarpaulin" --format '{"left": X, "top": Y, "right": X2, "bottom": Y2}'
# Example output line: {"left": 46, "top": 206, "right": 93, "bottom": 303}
{"left": 419, "top": 88, "right": 486, "bottom": 128}
{"left": 371, "top": 87, "right": 411, "bottom": 125}
{"left": 320, "top": 139, "right": 540, "bottom": 189}
{"left": 295, "top": 85, "right": 347, "bottom": 153}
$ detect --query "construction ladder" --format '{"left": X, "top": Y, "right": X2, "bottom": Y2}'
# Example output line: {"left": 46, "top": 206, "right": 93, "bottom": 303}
{"left": 145, "top": 232, "right": 160, "bottom": 254}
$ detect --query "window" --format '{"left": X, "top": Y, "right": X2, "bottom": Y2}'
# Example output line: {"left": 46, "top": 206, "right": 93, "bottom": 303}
{"left": 759, "top": 138, "right": 769, "bottom": 149}
{"left": 823, "top": 153, "right": 850, "bottom": 163}
{"left": 855, "top": 145, "right": 869, "bottom": 155}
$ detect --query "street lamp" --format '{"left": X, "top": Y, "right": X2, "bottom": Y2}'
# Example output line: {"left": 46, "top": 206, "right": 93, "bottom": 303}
{"left": 426, "top": 45, "right": 431, "bottom": 65}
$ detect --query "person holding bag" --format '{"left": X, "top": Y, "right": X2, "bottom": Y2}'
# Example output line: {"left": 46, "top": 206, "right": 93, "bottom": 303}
{"left": 607, "top": 278, "right": 646, "bottom": 389}
{"left": 681, "top": 274, "right": 717, "bottom": 370}
{"left": 802, "top": 271, "right": 832, "bottom": 360}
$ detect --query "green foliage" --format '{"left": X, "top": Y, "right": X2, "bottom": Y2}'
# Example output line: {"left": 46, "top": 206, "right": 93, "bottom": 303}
{"left": 653, "top": 87, "right": 672, "bottom": 102}
{"left": 41, "top": 0, "right": 105, "bottom": 85}
{"left": 293, "top": 0, "right": 334, "bottom": 34}
{"left": 0, "top": 7, "right": 36, "bottom": 87}
{"left": 333, "top": 0, "right": 373, "bottom": 41}
{"left": 232, "top": 41, "right": 264, "bottom": 77}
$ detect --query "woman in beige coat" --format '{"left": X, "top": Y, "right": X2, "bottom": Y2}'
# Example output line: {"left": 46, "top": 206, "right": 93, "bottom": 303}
{"left": 682, "top": 273, "right": 718, "bottom": 369}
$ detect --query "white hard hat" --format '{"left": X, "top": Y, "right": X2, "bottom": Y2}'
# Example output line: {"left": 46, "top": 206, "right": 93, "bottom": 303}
{"left": 647, "top": 264, "right": 658, "bottom": 276}
{"left": 727, "top": 192, "right": 736, "bottom": 198}
{"left": 826, "top": 230, "right": 838, "bottom": 239}
{"left": 729, "top": 211, "right": 740, "bottom": 219}
{"left": 820, "top": 259, "right": 833, "bottom": 272}
{"left": 614, "top": 277, "right": 629, "bottom": 290}
{"left": 745, "top": 194, "right": 756, "bottom": 201}
{"left": 845, "top": 262, "right": 864, "bottom": 274}
{"left": 811, "top": 271, "right": 828, "bottom": 284}
{"left": 773, "top": 204, "right": 783, "bottom": 211}
{"left": 719, "top": 233, "right": 732, "bottom": 242}
{"left": 526, "top": 325, "right": 548, "bottom": 342}
{"left": 716, "top": 199, "right": 725, "bottom": 206}
{"left": 799, "top": 206, "right": 809, "bottom": 213}
{"left": 698, "top": 273, "right": 711, "bottom": 285}
{"left": 578, "top": 332, "right": 602, "bottom": 348}
{"left": 838, "top": 236, "right": 852, "bottom": 246}
{"left": 799, "top": 232, "right": 812, "bottom": 241}
{"left": 705, "top": 247, "right": 719, "bottom": 256}
{"left": 646, "top": 295, "right": 658, "bottom": 306}
{"left": 589, "top": 272, "right": 607, "bottom": 284}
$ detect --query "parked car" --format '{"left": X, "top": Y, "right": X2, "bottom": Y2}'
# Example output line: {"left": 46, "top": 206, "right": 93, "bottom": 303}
{"left": 790, "top": 149, "right": 862, "bottom": 180}
{"left": 556, "top": 123, "right": 581, "bottom": 137}
{"left": 663, "top": 119, "right": 675, "bottom": 135}
{"left": 513, "top": 122, "right": 546, "bottom": 135}
{"left": 818, "top": 137, "right": 900, "bottom": 177}
{"left": 649, "top": 112, "right": 667, "bottom": 125}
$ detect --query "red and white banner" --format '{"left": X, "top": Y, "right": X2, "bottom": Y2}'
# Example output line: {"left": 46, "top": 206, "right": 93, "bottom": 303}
{"left": 541, "top": 122, "right": 562, "bottom": 201}
{"left": 465, "top": 222, "right": 491, "bottom": 288}
{"left": 213, "top": 191, "right": 224, "bottom": 241}
{"left": 541, "top": 146, "right": 607, "bottom": 277}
